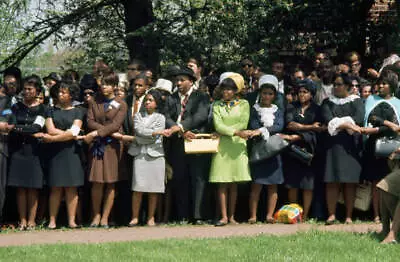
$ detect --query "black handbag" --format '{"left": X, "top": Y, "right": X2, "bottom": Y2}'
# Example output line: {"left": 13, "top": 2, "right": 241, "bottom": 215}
{"left": 249, "top": 134, "right": 289, "bottom": 163}
{"left": 287, "top": 144, "right": 314, "bottom": 166}
{"left": 375, "top": 137, "right": 400, "bottom": 159}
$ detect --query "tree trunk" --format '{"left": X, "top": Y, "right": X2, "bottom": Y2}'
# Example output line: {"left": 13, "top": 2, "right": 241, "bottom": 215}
{"left": 122, "top": 0, "right": 159, "bottom": 71}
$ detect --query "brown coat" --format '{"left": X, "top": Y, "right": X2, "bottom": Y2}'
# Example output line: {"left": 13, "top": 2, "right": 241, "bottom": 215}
{"left": 87, "top": 96, "right": 128, "bottom": 183}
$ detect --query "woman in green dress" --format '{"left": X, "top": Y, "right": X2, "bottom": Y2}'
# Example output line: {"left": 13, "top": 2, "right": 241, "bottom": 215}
{"left": 209, "top": 72, "right": 252, "bottom": 226}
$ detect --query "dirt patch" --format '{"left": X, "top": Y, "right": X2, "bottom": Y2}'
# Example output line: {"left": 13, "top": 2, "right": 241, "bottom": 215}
{"left": 0, "top": 223, "right": 381, "bottom": 247}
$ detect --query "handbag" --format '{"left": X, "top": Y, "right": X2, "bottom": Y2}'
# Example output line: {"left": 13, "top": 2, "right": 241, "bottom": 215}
{"left": 338, "top": 183, "right": 372, "bottom": 211}
{"left": 249, "top": 134, "right": 289, "bottom": 163}
{"left": 184, "top": 134, "right": 220, "bottom": 154}
{"left": 287, "top": 144, "right": 314, "bottom": 166}
{"left": 375, "top": 136, "right": 400, "bottom": 159}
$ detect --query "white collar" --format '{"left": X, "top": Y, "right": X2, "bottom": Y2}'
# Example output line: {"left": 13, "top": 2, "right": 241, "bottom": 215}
{"left": 329, "top": 94, "right": 359, "bottom": 105}
{"left": 254, "top": 103, "right": 278, "bottom": 113}
{"left": 178, "top": 86, "right": 194, "bottom": 100}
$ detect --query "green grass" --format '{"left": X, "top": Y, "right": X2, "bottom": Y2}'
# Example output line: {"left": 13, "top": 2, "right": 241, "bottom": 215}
{"left": 0, "top": 231, "right": 398, "bottom": 261}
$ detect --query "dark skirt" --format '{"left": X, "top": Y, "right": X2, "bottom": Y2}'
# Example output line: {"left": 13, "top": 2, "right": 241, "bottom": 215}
{"left": 283, "top": 155, "right": 314, "bottom": 190}
{"left": 250, "top": 155, "right": 284, "bottom": 185}
{"left": 8, "top": 143, "right": 44, "bottom": 189}
{"left": 47, "top": 141, "right": 84, "bottom": 187}
{"left": 323, "top": 134, "right": 362, "bottom": 183}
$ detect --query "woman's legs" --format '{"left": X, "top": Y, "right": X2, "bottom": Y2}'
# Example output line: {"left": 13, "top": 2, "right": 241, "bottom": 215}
{"left": 16, "top": 188, "right": 27, "bottom": 229}
{"left": 217, "top": 183, "right": 228, "bottom": 223}
{"left": 130, "top": 191, "right": 143, "bottom": 225}
{"left": 343, "top": 183, "right": 356, "bottom": 223}
{"left": 65, "top": 187, "right": 79, "bottom": 228}
{"left": 27, "top": 188, "right": 38, "bottom": 227}
{"left": 100, "top": 183, "right": 115, "bottom": 226}
{"left": 326, "top": 183, "right": 340, "bottom": 222}
{"left": 288, "top": 188, "right": 298, "bottom": 203}
{"left": 228, "top": 183, "right": 238, "bottom": 224}
{"left": 302, "top": 189, "right": 313, "bottom": 220}
{"left": 147, "top": 193, "right": 158, "bottom": 226}
{"left": 372, "top": 181, "right": 380, "bottom": 223}
{"left": 248, "top": 183, "right": 262, "bottom": 223}
{"left": 48, "top": 187, "right": 63, "bottom": 229}
{"left": 91, "top": 182, "right": 104, "bottom": 226}
{"left": 266, "top": 184, "right": 278, "bottom": 222}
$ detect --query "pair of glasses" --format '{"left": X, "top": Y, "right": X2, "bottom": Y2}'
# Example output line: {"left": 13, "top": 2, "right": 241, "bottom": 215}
{"left": 352, "top": 84, "right": 360, "bottom": 87}
{"left": 242, "top": 64, "right": 253, "bottom": 68}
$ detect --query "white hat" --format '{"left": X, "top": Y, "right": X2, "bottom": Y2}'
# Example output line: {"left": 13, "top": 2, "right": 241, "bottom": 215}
{"left": 154, "top": 78, "right": 173, "bottom": 94}
{"left": 258, "top": 74, "right": 279, "bottom": 90}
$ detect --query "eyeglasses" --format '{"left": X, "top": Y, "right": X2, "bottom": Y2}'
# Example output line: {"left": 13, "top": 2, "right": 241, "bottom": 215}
{"left": 242, "top": 64, "right": 253, "bottom": 68}
{"left": 351, "top": 84, "right": 360, "bottom": 87}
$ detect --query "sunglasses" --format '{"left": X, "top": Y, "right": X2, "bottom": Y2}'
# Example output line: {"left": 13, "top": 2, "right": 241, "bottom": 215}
{"left": 242, "top": 64, "right": 253, "bottom": 68}
{"left": 84, "top": 91, "right": 95, "bottom": 96}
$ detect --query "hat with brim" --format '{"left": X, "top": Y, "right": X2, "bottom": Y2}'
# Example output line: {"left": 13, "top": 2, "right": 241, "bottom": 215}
{"left": 43, "top": 72, "right": 61, "bottom": 82}
{"left": 154, "top": 78, "right": 173, "bottom": 94}
{"left": 173, "top": 67, "right": 197, "bottom": 81}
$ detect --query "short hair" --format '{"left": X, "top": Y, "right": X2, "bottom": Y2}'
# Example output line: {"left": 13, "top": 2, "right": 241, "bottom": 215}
{"left": 334, "top": 73, "right": 353, "bottom": 91}
{"left": 63, "top": 69, "right": 80, "bottom": 82}
{"left": 101, "top": 71, "right": 119, "bottom": 86}
{"left": 146, "top": 89, "right": 164, "bottom": 113}
{"left": 377, "top": 70, "right": 399, "bottom": 94}
{"left": 187, "top": 57, "right": 203, "bottom": 68}
{"left": 128, "top": 59, "right": 146, "bottom": 70}
{"left": 345, "top": 51, "right": 361, "bottom": 63}
{"left": 219, "top": 78, "right": 238, "bottom": 91}
{"left": 23, "top": 75, "right": 42, "bottom": 93}
{"left": 259, "top": 83, "right": 277, "bottom": 94}
{"left": 134, "top": 72, "right": 151, "bottom": 86}
{"left": 59, "top": 80, "right": 80, "bottom": 101}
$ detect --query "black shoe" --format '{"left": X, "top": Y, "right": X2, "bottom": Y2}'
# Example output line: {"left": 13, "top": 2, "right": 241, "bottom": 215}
{"left": 214, "top": 221, "right": 227, "bottom": 227}
{"left": 192, "top": 220, "right": 205, "bottom": 226}
{"left": 325, "top": 219, "right": 338, "bottom": 225}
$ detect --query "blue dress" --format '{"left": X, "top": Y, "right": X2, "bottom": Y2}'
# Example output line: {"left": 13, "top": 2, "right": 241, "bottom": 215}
{"left": 249, "top": 104, "right": 284, "bottom": 185}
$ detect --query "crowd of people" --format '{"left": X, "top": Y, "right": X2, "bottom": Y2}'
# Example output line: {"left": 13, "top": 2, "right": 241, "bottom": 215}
{"left": 0, "top": 51, "right": 400, "bottom": 243}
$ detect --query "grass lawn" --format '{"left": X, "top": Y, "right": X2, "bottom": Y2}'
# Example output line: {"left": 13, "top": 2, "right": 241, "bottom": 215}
{"left": 0, "top": 231, "right": 398, "bottom": 261}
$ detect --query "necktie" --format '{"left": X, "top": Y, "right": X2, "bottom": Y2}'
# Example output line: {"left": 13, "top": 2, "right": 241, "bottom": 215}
{"left": 180, "top": 94, "right": 189, "bottom": 120}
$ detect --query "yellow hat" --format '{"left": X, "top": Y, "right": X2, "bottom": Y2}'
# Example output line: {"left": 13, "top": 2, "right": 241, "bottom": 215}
{"left": 219, "top": 72, "right": 244, "bottom": 93}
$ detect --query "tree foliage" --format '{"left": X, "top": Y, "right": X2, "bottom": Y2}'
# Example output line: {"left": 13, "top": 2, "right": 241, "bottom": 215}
{"left": 0, "top": 0, "right": 397, "bottom": 74}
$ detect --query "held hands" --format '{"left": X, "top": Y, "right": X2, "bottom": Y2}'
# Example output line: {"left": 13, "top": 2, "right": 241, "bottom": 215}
{"left": 312, "top": 122, "right": 326, "bottom": 132}
{"left": 83, "top": 131, "right": 98, "bottom": 144}
{"left": 0, "top": 122, "right": 14, "bottom": 133}
{"left": 183, "top": 131, "right": 197, "bottom": 141}
{"left": 278, "top": 134, "right": 301, "bottom": 142}
{"left": 163, "top": 125, "right": 182, "bottom": 137}
{"left": 234, "top": 130, "right": 253, "bottom": 140}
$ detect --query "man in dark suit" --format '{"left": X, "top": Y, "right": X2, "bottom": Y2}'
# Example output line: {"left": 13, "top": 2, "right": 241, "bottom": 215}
{"left": 164, "top": 67, "right": 211, "bottom": 224}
